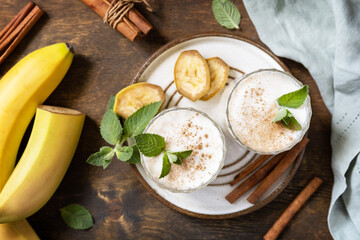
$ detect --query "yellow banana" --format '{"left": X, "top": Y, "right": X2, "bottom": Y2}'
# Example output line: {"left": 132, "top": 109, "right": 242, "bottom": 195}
{"left": 0, "top": 220, "right": 39, "bottom": 240}
{"left": 0, "top": 43, "right": 74, "bottom": 191}
{"left": 0, "top": 105, "right": 85, "bottom": 223}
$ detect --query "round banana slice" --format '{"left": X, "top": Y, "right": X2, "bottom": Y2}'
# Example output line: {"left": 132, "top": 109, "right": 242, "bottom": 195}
{"left": 114, "top": 82, "right": 165, "bottom": 119}
{"left": 174, "top": 50, "right": 210, "bottom": 101}
{"left": 201, "top": 57, "right": 229, "bottom": 101}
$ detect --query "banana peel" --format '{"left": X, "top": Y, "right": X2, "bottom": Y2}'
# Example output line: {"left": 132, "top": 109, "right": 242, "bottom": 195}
{"left": 0, "top": 43, "right": 74, "bottom": 235}
{"left": 0, "top": 43, "right": 74, "bottom": 191}
{"left": 0, "top": 106, "right": 85, "bottom": 223}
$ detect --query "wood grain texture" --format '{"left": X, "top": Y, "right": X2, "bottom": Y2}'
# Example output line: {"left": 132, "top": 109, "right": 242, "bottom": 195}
{"left": 0, "top": 0, "right": 333, "bottom": 239}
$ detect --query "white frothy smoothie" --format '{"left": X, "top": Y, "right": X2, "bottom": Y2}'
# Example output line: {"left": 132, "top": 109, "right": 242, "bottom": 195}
{"left": 227, "top": 69, "right": 311, "bottom": 153}
{"left": 141, "top": 108, "right": 226, "bottom": 192}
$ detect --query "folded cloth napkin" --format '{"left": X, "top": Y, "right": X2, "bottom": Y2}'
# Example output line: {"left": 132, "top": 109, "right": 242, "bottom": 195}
{"left": 242, "top": 0, "right": 360, "bottom": 239}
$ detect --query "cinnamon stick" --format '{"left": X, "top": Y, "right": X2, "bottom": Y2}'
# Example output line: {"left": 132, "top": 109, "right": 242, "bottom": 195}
{"left": 264, "top": 177, "right": 323, "bottom": 240}
{"left": 230, "top": 154, "right": 272, "bottom": 186}
{"left": 247, "top": 137, "right": 310, "bottom": 204}
{"left": 127, "top": 8, "right": 152, "bottom": 34}
{"left": 0, "top": 6, "right": 42, "bottom": 53}
{"left": 0, "top": 2, "right": 34, "bottom": 42}
{"left": 80, "top": 0, "right": 152, "bottom": 41}
{"left": 225, "top": 152, "right": 286, "bottom": 204}
{"left": 0, "top": 14, "right": 18, "bottom": 41}
{"left": 0, "top": 3, "right": 43, "bottom": 65}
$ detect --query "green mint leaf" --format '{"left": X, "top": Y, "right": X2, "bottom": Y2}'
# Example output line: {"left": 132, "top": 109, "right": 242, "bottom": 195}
{"left": 282, "top": 110, "right": 302, "bottom": 130}
{"left": 134, "top": 133, "right": 165, "bottom": 157}
{"left": 167, "top": 152, "right": 178, "bottom": 164}
{"left": 102, "top": 158, "right": 112, "bottom": 169}
{"left": 272, "top": 108, "right": 302, "bottom": 131}
{"left": 126, "top": 145, "right": 141, "bottom": 164}
{"left": 173, "top": 150, "right": 193, "bottom": 160}
{"left": 272, "top": 107, "right": 287, "bottom": 123}
{"left": 107, "top": 95, "right": 116, "bottom": 111}
{"left": 282, "top": 116, "right": 290, "bottom": 125}
{"left": 86, "top": 146, "right": 115, "bottom": 169}
{"left": 115, "top": 145, "right": 133, "bottom": 161}
{"left": 100, "top": 109, "right": 123, "bottom": 145}
{"left": 212, "top": 0, "right": 241, "bottom": 29}
{"left": 277, "top": 85, "right": 309, "bottom": 108}
{"left": 60, "top": 204, "right": 93, "bottom": 230}
{"left": 167, "top": 150, "right": 193, "bottom": 165}
{"left": 124, "top": 101, "right": 162, "bottom": 138}
{"left": 159, "top": 153, "right": 171, "bottom": 178}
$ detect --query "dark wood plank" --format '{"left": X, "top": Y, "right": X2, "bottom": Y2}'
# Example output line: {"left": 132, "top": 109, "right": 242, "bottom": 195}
{"left": 0, "top": 0, "right": 333, "bottom": 239}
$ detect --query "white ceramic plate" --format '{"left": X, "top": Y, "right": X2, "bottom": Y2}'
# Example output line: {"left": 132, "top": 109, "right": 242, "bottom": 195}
{"left": 131, "top": 33, "right": 304, "bottom": 218}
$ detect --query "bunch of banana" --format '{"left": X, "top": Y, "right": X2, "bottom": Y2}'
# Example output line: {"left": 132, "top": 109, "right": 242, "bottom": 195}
{"left": 0, "top": 43, "right": 76, "bottom": 238}
{"left": 174, "top": 50, "right": 229, "bottom": 101}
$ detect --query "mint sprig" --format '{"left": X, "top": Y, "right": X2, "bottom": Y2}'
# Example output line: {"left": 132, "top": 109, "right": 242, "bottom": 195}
{"left": 60, "top": 204, "right": 93, "bottom": 230}
{"left": 87, "top": 96, "right": 193, "bottom": 174}
{"left": 272, "top": 85, "right": 309, "bottom": 130}
{"left": 134, "top": 134, "right": 193, "bottom": 178}
{"left": 212, "top": 0, "right": 241, "bottom": 29}
{"left": 86, "top": 98, "right": 162, "bottom": 168}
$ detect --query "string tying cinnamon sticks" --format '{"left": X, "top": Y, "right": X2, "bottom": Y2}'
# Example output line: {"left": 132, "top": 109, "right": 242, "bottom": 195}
{"left": 264, "top": 177, "right": 323, "bottom": 240}
{"left": 0, "top": 2, "right": 44, "bottom": 65}
{"left": 104, "top": 0, "right": 152, "bottom": 29}
{"left": 81, "top": 0, "right": 153, "bottom": 41}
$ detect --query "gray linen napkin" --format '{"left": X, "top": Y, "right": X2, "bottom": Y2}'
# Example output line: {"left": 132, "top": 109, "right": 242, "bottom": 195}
{"left": 242, "top": 0, "right": 360, "bottom": 238}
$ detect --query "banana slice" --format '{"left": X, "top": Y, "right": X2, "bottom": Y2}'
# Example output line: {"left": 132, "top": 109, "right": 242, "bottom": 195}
{"left": 174, "top": 50, "right": 210, "bottom": 101}
{"left": 201, "top": 57, "right": 229, "bottom": 101}
{"left": 114, "top": 82, "right": 165, "bottom": 119}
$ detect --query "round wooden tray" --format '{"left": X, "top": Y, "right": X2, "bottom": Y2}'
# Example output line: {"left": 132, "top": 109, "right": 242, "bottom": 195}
{"left": 130, "top": 33, "right": 305, "bottom": 219}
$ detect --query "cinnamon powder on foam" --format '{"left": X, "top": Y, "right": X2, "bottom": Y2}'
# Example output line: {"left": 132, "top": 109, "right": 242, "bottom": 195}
{"left": 143, "top": 109, "right": 224, "bottom": 191}
{"left": 229, "top": 76, "right": 298, "bottom": 152}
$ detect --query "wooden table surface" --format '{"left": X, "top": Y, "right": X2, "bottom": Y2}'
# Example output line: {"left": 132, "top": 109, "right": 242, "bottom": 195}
{"left": 1, "top": 0, "right": 333, "bottom": 239}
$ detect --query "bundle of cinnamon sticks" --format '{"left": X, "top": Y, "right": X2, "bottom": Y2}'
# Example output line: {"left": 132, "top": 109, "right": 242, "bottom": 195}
{"left": 0, "top": 2, "right": 44, "bottom": 65}
{"left": 225, "top": 137, "right": 323, "bottom": 239}
{"left": 226, "top": 137, "right": 310, "bottom": 204}
{"left": 80, "top": 0, "right": 153, "bottom": 41}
